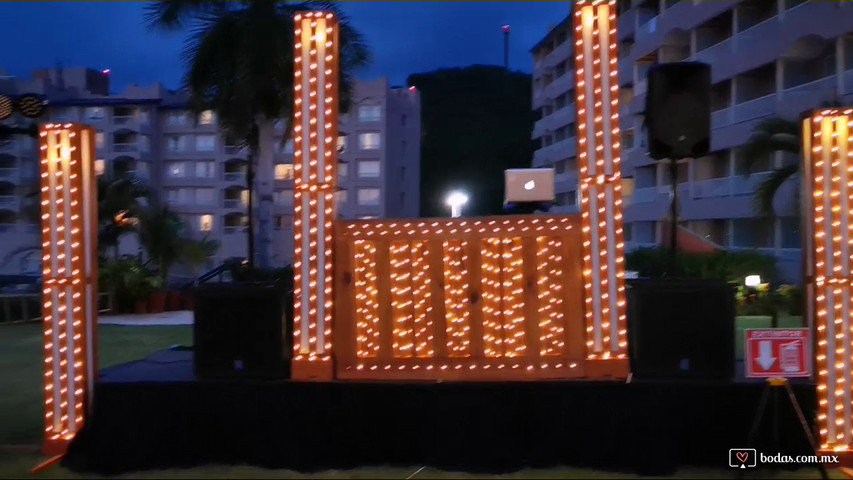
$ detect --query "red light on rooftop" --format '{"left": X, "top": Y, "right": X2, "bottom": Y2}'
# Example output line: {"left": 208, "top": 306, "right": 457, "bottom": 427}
{"left": 502, "top": 25, "right": 510, "bottom": 32}
{"left": 409, "top": 86, "right": 416, "bottom": 92}
{"left": 102, "top": 69, "right": 110, "bottom": 75}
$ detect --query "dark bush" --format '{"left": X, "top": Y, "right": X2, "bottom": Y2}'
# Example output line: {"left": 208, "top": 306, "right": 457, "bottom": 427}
{"left": 626, "top": 247, "right": 778, "bottom": 283}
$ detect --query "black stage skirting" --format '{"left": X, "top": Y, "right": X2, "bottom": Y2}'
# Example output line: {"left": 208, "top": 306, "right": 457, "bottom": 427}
{"left": 64, "top": 350, "right": 818, "bottom": 475}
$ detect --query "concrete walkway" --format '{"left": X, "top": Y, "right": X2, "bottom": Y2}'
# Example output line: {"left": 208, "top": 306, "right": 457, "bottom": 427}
{"left": 98, "top": 310, "right": 194, "bottom": 326}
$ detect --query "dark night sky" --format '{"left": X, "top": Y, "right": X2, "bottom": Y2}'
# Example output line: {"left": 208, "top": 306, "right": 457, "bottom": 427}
{"left": 0, "top": 1, "right": 570, "bottom": 91}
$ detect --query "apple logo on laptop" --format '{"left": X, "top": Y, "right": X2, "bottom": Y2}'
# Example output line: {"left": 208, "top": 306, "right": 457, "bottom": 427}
{"left": 524, "top": 180, "right": 535, "bottom": 191}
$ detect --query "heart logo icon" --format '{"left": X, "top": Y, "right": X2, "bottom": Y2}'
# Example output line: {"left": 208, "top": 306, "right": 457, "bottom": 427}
{"left": 736, "top": 451, "right": 749, "bottom": 463}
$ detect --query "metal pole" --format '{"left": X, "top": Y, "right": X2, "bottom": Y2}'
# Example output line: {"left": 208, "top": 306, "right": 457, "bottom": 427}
{"left": 503, "top": 25, "right": 510, "bottom": 69}
{"left": 246, "top": 150, "right": 256, "bottom": 270}
{"left": 669, "top": 158, "right": 678, "bottom": 276}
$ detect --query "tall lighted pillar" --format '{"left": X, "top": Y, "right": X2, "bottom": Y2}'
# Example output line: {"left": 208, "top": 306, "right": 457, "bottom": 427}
{"left": 572, "top": 0, "right": 629, "bottom": 371}
{"left": 291, "top": 11, "right": 339, "bottom": 380}
{"left": 804, "top": 108, "right": 853, "bottom": 455}
{"left": 38, "top": 123, "right": 98, "bottom": 455}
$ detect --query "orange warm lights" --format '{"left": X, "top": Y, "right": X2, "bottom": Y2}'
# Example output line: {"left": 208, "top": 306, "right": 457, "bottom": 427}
{"left": 805, "top": 108, "right": 853, "bottom": 453}
{"left": 292, "top": 11, "right": 338, "bottom": 380}
{"left": 334, "top": 216, "right": 621, "bottom": 381}
{"left": 572, "top": 0, "right": 628, "bottom": 361}
{"left": 39, "top": 123, "right": 98, "bottom": 455}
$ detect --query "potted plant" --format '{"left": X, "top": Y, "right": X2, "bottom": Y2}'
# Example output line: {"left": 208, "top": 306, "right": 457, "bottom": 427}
{"left": 179, "top": 235, "right": 221, "bottom": 310}
{"left": 138, "top": 201, "right": 184, "bottom": 314}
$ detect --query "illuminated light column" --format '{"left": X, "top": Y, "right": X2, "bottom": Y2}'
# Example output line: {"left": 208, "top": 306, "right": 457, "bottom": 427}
{"left": 292, "top": 11, "right": 338, "bottom": 380}
{"left": 39, "top": 123, "right": 98, "bottom": 455}
{"left": 572, "top": 0, "right": 629, "bottom": 364}
{"left": 806, "top": 108, "right": 853, "bottom": 454}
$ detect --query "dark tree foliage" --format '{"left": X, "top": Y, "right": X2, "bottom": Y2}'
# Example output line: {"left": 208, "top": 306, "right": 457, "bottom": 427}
{"left": 408, "top": 65, "right": 535, "bottom": 217}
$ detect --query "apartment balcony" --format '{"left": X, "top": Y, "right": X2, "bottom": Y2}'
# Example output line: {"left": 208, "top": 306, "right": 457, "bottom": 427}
{"left": 223, "top": 158, "right": 248, "bottom": 184}
{"left": 0, "top": 196, "right": 19, "bottom": 210}
{"left": 544, "top": 40, "right": 572, "bottom": 69}
{"left": 532, "top": 117, "right": 547, "bottom": 140}
{"left": 224, "top": 145, "right": 246, "bottom": 155}
{"left": 223, "top": 213, "right": 248, "bottom": 234}
{"left": 223, "top": 187, "right": 247, "bottom": 210}
{"left": 532, "top": 137, "right": 577, "bottom": 165}
{"left": 631, "top": 186, "right": 659, "bottom": 204}
{"left": 618, "top": 7, "right": 638, "bottom": 41}
{"left": 633, "top": 78, "right": 647, "bottom": 96}
{"left": 112, "top": 157, "right": 149, "bottom": 180}
{"left": 543, "top": 74, "right": 573, "bottom": 101}
{"left": 543, "top": 106, "right": 576, "bottom": 132}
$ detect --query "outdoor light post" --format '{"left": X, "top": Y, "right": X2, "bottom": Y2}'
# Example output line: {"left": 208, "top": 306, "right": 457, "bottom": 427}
{"left": 446, "top": 191, "right": 469, "bottom": 218}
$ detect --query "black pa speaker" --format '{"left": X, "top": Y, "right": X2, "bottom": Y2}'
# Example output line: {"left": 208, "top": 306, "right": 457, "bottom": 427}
{"left": 645, "top": 62, "right": 711, "bottom": 160}
{"left": 626, "top": 278, "right": 735, "bottom": 379}
{"left": 193, "top": 283, "right": 291, "bottom": 379}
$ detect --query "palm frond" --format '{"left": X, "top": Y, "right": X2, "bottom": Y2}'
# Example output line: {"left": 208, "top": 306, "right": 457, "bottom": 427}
{"left": 752, "top": 164, "right": 799, "bottom": 218}
{"left": 143, "top": 0, "right": 233, "bottom": 32}
{"left": 740, "top": 116, "right": 800, "bottom": 175}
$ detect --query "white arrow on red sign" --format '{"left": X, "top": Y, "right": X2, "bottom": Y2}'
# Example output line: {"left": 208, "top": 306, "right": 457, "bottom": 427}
{"left": 757, "top": 340, "right": 776, "bottom": 370}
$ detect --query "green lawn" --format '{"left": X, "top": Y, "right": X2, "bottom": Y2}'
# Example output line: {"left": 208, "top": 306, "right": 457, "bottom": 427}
{"left": 0, "top": 320, "right": 836, "bottom": 479}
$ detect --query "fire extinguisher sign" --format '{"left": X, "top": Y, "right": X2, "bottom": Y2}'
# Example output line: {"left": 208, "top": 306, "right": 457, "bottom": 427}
{"left": 745, "top": 329, "right": 811, "bottom": 379}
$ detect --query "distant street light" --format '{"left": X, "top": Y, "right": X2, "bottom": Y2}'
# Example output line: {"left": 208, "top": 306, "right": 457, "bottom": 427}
{"left": 446, "top": 191, "right": 469, "bottom": 218}
{"left": 745, "top": 275, "right": 762, "bottom": 288}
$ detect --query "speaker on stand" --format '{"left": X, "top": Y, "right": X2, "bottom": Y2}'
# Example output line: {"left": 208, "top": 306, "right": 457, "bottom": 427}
{"left": 645, "top": 62, "right": 712, "bottom": 274}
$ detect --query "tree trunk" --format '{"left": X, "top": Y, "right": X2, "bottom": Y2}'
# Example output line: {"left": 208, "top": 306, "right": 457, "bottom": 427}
{"left": 255, "top": 117, "right": 276, "bottom": 269}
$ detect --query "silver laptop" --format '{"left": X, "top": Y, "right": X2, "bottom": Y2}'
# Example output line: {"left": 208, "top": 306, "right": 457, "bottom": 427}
{"left": 504, "top": 168, "right": 555, "bottom": 204}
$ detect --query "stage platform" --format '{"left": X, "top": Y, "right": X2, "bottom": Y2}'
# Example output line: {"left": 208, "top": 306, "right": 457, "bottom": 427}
{"left": 63, "top": 350, "right": 818, "bottom": 475}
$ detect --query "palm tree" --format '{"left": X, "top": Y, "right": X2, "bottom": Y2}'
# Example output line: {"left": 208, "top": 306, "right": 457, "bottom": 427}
{"left": 740, "top": 117, "right": 800, "bottom": 219}
{"left": 97, "top": 174, "right": 150, "bottom": 258}
{"left": 137, "top": 199, "right": 185, "bottom": 282}
{"left": 144, "top": 0, "right": 371, "bottom": 268}
{"left": 180, "top": 235, "right": 221, "bottom": 285}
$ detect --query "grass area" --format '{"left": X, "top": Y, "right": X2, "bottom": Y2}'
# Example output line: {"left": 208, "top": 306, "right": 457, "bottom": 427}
{"left": 0, "top": 323, "right": 192, "bottom": 446}
{"left": 2, "top": 319, "right": 836, "bottom": 479}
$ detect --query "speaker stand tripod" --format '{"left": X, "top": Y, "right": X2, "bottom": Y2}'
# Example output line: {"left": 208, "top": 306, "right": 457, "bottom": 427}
{"left": 737, "top": 378, "right": 828, "bottom": 479}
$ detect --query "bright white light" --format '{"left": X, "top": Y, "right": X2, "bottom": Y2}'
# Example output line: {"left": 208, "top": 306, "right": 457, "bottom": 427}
{"left": 524, "top": 180, "right": 536, "bottom": 191}
{"left": 445, "top": 191, "right": 469, "bottom": 218}
{"left": 745, "top": 275, "right": 762, "bottom": 287}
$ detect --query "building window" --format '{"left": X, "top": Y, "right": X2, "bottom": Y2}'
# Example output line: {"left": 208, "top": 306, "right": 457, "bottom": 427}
{"left": 198, "top": 110, "right": 216, "bottom": 125}
{"left": 275, "top": 164, "right": 294, "bottom": 181}
{"left": 274, "top": 190, "right": 293, "bottom": 205}
{"left": 95, "top": 132, "right": 104, "bottom": 149}
{"left": 195, "top": 161, "right": 216, "bottom": 178}
{"left": 167, "top": 112, "right": 188, "bottom": 126}
{"left": 196, "top": 188, "right": 215, "bottom": 205}
{"left": 167, "top": 162, "right": 186, "bottom": 178}
{"left": 196, "top": 135, "right": 216, "bottom": 152}
{"left": 358, "top": 105, "right": 382, "bottom": 122}
{"left": 338, "top": 162, "right": 348, "bottom": 179}
{"left": 357, "top": 159, "right": 380, "bottom": 178}
{"left": 199, "top": 214, "right": 213, "bottom": 232}
{"left": 358, "top": 132, "right": 381, "bottom": 150}
{"left": 357, "top": 188, "right": 380, "bottom": 206}
{"left": 337, "top": 135, "right": 347, "bottom": 153}
{"left": 274, "top": 215, "right": 292, "bottom": 230}
{"left": 623, "top": 129, "right": 635, "bottom": 149}
{"left": 94, "top": 159, "right": 105, "bottom": 176}
{"left": 83, "top": 107, "right": 105, "bottom": 121}
{"left": 336, "top": 189, "right": 348, "bottom": 206}
{"left": 240, "top": 189, "right": 250, "bottom": 206}
{"left": 166, "top": 135, "right": 187, "bottom": 152}
{"left": 732, "top": 219, "right": 773, "bottom": 248}
{"left": 167, "top": 188, "right": 192, "bottom": 203}
{"left": 780, "top": 217, "right": 801, "bottom": 249}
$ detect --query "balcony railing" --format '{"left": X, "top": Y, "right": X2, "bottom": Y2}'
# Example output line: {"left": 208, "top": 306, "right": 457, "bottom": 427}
{"left": 634, "top": 78, "right": 647, "bottom": 96}
{"left": 732, "top": 93, "right": 776, "bottom": 123}
{"left": 691, "top": 177, "right": 730, "bottom": 199}
{"left": 223, "top": 199, "right": 243, "bottom": 209}
{"left": 224, "top": 146, "right": 245, "bottom": 155}
{"left": 732, "top": 172, "right": 772, "bottom": 196}
{"left": 112, "top": 143, "right": 139, "bottom": 153}
{"left": 224, "top": 226, "right": 247, "bottom": 234}
{"left": 632, "top": 187, "right": 657, "bottom": 204}
{"left": 0, "top": 224, "right": 15, "bottom": 233}
{"left": 691, "top": 37, "right": 733, "bottom": 65}
{"left": 224, "top": 172, "right": 247, "bottom": 183}
{"left": 0, "top": 196, "right": 19, "bottom": 208}
{"left": 112, "top": 116, "right": 136, "bottom": 125}
{"left": 0, "top": 168, "right": 18, "bottom": 178}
